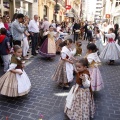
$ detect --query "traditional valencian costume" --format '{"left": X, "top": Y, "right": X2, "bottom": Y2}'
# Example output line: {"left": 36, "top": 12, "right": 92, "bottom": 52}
{"left": 64, "top": 70, "right": 95, "bottom": 120}
{"left": 52, "top": 46, "right": 74, "bottom": 85}
{"left": 95, "top": 33, "right": 103, "bottom": 54}
{"left": 100, "top": 33, "right": 120, "bottom": 60}
{"left": 87, "top": 52, "right": 104, "bottom": 91}
{"left": 39, "top": 31, "right": 56, "bottom": 58}
{"left": 0, "top": 55, "right": 31, "bottom": 97}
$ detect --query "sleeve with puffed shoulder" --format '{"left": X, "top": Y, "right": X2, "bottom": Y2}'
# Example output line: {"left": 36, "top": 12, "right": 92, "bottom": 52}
{"left": 61, "top": 52, "right": 67, "bottom": 59}
{"left": 82, "top": 74, "right": 91, "bottom": 88}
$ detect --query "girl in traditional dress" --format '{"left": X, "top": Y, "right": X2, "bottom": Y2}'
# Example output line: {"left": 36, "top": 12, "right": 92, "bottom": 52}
{"left": 0, "top": 45, "right": 31, "bottom": 97}
{"left": 64, "top": 58, "right": 95, "bottom": 120}
{"left": 86, "top": 43, "right": 104, "bottom": 91}
{"left": 95, "top": 29, "right": 103, "bottom": 54}
{"left": 100, "top": 28, "right": 120, "bottom": 65}
{"left": 52, "top": 39, "right": 74, "bottom": 88}
{"left": 39, "top": 25, "right": 56, "bottom": 58}
{"left": 71, "top": 40, "right": 82, "bottom": 61}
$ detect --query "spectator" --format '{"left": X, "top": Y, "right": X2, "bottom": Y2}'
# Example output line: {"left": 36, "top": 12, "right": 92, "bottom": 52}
{"left": 28, "top": 15, "right": 39, "bottom": 56}
{"left": 0, "top": 28, "right": 11, "bottom": 72}
{"left": 23, "top": 18, "right": 30, "bottom": 60}
{"left": 9, "top": 13, "right": 17, "bottom": 36}
{"left": 73, "top": 20, "right": 81, "bottom": 42}
{"left": 83, "top": 23, "right": 88, "bottom": 40}
{"left": 0, "top": 17, "right": 5, "bottom": 29}
{"left": 51, "top": 20, "right": 56, "bottom": 29}
{"left": 114, "top": 23, "right": 119, "bottom": 41}
{"left": 41, "top": 17, "right": 50, "bottom": 32}
{"left": 12, "top": 13, "right": 27, "bottom": 46}
{"left": 3, "top": 17, "right": 9, "bottom": 30}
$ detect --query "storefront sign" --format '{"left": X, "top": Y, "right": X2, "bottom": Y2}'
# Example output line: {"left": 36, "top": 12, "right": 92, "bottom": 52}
{"left": 66, "top": 5, "right": 71, "bottom": 10}
{"left": 106, "top": 14, "right": 110, "bottom": 18}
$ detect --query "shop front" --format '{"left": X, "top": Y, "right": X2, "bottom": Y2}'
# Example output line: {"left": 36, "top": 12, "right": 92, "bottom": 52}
{"left": 0, "top": 0, "right": 38, "bottom": 19}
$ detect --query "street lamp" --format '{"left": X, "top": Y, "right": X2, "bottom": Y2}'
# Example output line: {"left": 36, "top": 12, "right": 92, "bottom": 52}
{"left": 54, "top": 0, "right": 60, "bottom": 22}
{"left": 55, "top": 0, "right": 58, "bottom": 22}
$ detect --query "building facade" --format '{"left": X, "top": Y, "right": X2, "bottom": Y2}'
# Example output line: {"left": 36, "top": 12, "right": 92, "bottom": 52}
{"left": 84, "top": 0, "right": 96, "bottom": 21}
{"left": 38, "top": 0, "right": 65, "bottom": 22}
{"left": 0, "top": 0, "right": 38, "bottom": 19}
{"left": 94, "top": 0, "right": 103, "bottom": 22}
{"left": 65, "top": 0, "right": 81, "bottom": 22}
{"left": 111, "top": 0, "right": 120, "bottom": 25}
{"left": 101, "top": 0, "right": 120, "bottom": 24}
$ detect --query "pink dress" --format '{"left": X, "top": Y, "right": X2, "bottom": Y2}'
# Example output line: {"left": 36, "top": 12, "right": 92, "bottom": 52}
{"left": 87, "top": 52, "right": 104, "bottom": 91}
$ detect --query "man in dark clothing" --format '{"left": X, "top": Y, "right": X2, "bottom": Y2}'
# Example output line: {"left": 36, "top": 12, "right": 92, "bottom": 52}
{"left": 83, "top": 23, "right": 88, "bottom": 40}
{"left": 0, "top": 28, "right": 11, "bottom": 72}
{"left": 73, "top": 21, "right": 81, "bottom": 42}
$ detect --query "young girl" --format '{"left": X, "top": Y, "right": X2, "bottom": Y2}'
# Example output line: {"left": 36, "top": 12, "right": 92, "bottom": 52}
{"left": 86, "top": 43, "right": 104, "bottom": 91}
{"left": 0, "top": 45, "right": 31, "bottom": 97}
{"left": 39, "top": 25, "right": 56, "bottom": 58}
{"left": 23, "top": 30, "right": 30, "bottom": 60}
{"left": 100, "top": 28, "right": 120, "bottom": 65}
{"left": 64, "top": 58, "right": 95, "bottom": 120}
{"left": 75, "top": 40, "right": 82, "bottom": 56}
{"left": 70, "top": 40, "right": 82, "bottom": 61}
{"left": 95, "top": 29, "right": 103, "bottom": 54}
{"left": 52, "top": 39, "right": 74, "bottom": 88}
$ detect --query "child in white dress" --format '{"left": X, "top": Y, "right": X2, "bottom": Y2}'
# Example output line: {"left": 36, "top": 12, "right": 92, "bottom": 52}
{"left": 100, "top": 28, "right": 120, "bottom": 65}
{"left": 52, "top": 39, "right": 74, "bottom": 88}
{"left": 0, "top": 45, "right": 31, "bottom": 97}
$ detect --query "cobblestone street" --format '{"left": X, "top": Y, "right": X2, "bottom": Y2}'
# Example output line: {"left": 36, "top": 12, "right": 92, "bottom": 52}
{"left": 0, "top": 41, "right": 120, "bottom": 120}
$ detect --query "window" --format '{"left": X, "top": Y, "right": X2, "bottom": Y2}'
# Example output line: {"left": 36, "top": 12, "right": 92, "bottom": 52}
{"left": 96, "top": 3, "right": 102, "bottom": 5}
{"left": 44, "top": 6, "right": 47, "bottom": 18}
{"left": 34, "top": 0, "right": 37, "bottom": 2}
{"left": 96, "top": 11, "right": 100, "bottom": 13}
{"left": 96, "top": 7, "right": 101, "bottom": 9}
{"left": 116, "top": 0, "right": 120, "bottom": 7}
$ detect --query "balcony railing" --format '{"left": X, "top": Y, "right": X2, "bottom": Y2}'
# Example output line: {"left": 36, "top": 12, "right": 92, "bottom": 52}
{"left": 54, "top": 0, "right": 65, "bottom": 7}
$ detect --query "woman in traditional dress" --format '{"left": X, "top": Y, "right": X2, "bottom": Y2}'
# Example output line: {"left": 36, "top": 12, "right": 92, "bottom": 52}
{"left": 86, "top": 43, "right": 104, "bottom": 91}
{"left": 100, "top": 28, "right": 120, "bottom": 65}
{"left": 39, "top": 25, "right": 56, "bottom": 58}
{"left": 52, "top": 39, "right": 74, "bottom": 88}
{"left": 64, "top": 58, "right": 95, "bottom": 120}
{"left": 0, "top": 45, "right": 31, "bottom": 97}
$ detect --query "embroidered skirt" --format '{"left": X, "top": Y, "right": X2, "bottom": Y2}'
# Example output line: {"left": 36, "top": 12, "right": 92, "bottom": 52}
{"left": 64, "top": 87, "right": 95, "bottom": 120}
{"left": 52, "top": 60, "right": 68, "bottom": 84}
{"left": 39, "top": 38, "right": 56, "bottom": 58}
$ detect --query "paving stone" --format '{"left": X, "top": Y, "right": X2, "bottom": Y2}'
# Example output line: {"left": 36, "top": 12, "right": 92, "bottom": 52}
{"left": 0, "top": 40, "right": 120, "bottom": 120}
{"left": 10, "top": 113, "right": 22, "bottom": 120}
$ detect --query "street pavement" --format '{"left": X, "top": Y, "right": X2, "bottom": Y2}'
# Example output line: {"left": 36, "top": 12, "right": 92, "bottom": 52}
{"left": 0, "top": 39, "right": 120, "bottom": 120}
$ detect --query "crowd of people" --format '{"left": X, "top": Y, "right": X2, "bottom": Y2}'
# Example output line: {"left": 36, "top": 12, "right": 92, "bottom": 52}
{"left": 0, "top": 13, "right": 120, "bottom": 119}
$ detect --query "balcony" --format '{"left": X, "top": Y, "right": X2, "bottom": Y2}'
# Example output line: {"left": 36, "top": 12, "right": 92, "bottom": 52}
{"left": 54, "top": 0, "right": 65, "bottom": 8}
